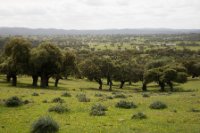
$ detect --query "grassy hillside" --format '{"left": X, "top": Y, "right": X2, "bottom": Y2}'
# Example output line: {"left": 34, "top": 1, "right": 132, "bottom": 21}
{"left": 0, "top": 75, "right": 200, "bottom": 133}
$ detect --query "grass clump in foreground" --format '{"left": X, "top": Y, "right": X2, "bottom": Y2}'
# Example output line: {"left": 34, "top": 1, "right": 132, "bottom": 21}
{"left": 5, "top": 96, "right": 23, "bottom": 107}
{"left": 61, "top": 92, "right": 71, "bottom": 97}
{"left": 115, "top": 100, "right": 137, "bottom": 109}
{"left": 132, "top": 112, "right": 147, "bottom": 119}
{"left": 90, "top": 103, "right": 108, "bottom": 116}
{"left": 52, "top": 97, "right": 65, "bottom": 103}
{"left": 150, "top": 101, "right": 167, "bottom": 109}
{"left": 76, "top": 93, "right": 90, "bottom": 102}
{"left": 31, "top": 116, "right": 59, "bottom": 133}
{"left": 48, "top": 104, "right": 70, "bottom": 114}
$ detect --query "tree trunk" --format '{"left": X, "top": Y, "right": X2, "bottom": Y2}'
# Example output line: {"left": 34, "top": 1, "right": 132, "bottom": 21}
{"left": 120, "top": 81, "right": 125, "bottom": 89}
{"left": 142, "top": 83, "right": 147, "bottom": 91}
{"left": 6, "top": 74, "right": 11, "bottom": 82}
{"left": 109, "top": 81, "right": 112, "bottom": 91}
{"left": 55, "top": 78, "right": 60, "bottom": 87}
{"left": 12, "top": 75, "right": 17, "bottom": 86}
{"left": 40, "top": 75, "right": 47, "bottom": 88}
{"left": 159, "top": 81, "right": 165, "bottom": 92}
{"left": 167, "top": 81, "right": 173, "bottom": 91}
{"left": 129, "top": 81, "right": 132, "bottom": 85}
{"left": 97, "top": 79, "right": 103, "bottom": 90}
{"left": 32, "top": 75, "right": 38, "bottom": 87}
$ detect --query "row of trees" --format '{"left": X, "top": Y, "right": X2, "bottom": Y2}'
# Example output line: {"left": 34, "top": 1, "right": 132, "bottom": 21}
{"left": 0, "top": 37, "right": 200, "bottom": 91}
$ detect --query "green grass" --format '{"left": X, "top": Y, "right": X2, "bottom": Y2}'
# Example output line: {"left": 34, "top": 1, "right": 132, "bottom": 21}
{"left": 0, "top": 75, "right": 200, "bottom": 133}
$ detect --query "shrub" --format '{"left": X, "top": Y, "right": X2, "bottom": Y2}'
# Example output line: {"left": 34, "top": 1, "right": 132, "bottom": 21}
{"left": 114, "top": 93, "right": 127, "bottom": 98}
{"left": 90, "top": 103, "right": 107, "bottom": 116}
{"left": 48, "top": 104, "right": 69, "bottom": 114}
{"left": 149, "top": 101, "right": 167, "bottom": 109}
{"left": 76, "top": 94, "right": 90, "bottom": 102}
{"left": 24, "top": 100, "right": 31, "bottom": 104}
{"left": 132, "top": 112, "right": 147, "bottom": 119}
{"left": 142, "top": 93, "right": 150, "bottom": 98}
{"left": 115, "top": 100, "right": 137, "bottom": 109}
{"left": 32, "top": 92, "right": 39, "bottom": 96}
{"left": 106, "top": 96, "right": 113, "bottom": 99}
{"left": 31, "top": 116, "right": 59, "bottom": 133}
{"left": 190, "top": 108, "right": 200, "bottom": 112}
{"left": 61, "top": 92, "right": 71, "bottom": 97}
{"left": 42, "top": 100, "right": 48, "bottom": 103}
{"left": 5, "top": 96, "right": 23, "bottom": 107}
{"left": 52, "top": 97, "right": 65, "bottom": 103}
{"left": 95, "top": 93, "right": 103, "bottom": 97}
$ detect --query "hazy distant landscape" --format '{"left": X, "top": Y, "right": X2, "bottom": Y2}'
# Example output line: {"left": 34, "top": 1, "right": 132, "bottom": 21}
{"left": 0, "top": 0, "right": 200, "bottom": 133}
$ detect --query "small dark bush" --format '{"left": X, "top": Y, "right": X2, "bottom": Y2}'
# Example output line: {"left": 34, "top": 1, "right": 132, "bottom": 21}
{"left": 95, "top": 93, "right": 103, "bottom": 97}
{"left": 32, "top": 92, "right": 39, "bottom": 96}
{"left": 132, "top": 112, "right": 147, "bottom": 119}
{"left": 76, "top": 94, "right": 90, "bottom": 102}
{"left": 52, "top": 97, "right": 65, "bottom": 103}
{"left": 31, "top": 116, "right": 59, "bottom": 133}
{"left": 48, "top": 105, "right": 69, "bottom": 114}
{"left": 142, "top": 93, "right": 150, "bottom": 98}
{"left": 24, "top": 100, "right": 31, "bottom": 104}
{"left": 5, "top": 96, "right": 23, "bottom": 107}
{"left": 115, "top": 100, "right": 137, "bottom": 109}
{"left": 61, "top": 92, "right": 71, "bottom": 97}
{"left": 90, "top": 103, "right": 107, "bottom": 116}
{"left": 114, "top": 93, "right": 127, "bottom": 98}
{"left": 190, "top": 108, "right": 200, "bottom": 112}
{"left": 106, "top": 96, "right": 113, "bottom": 99}
{"left": 42, "top": 100, "right": 48, "bottom": 103}
{"left": 149, "top": 101, "right": 167, "bottom": 109}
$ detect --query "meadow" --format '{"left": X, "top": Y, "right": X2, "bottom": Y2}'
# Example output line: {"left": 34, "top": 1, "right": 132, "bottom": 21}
{"left": 0, "top": 75, "right": 200, "bottom": 133}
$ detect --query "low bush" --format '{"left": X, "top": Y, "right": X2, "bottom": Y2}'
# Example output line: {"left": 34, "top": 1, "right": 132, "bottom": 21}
{"left": 142, "top": 93, "right": 150, "bottom": 98}
{"left": 61, "top": 92, "right": 71, "bottom": 97}
{"left": 106, "top": 96, "right": 113, "bottom": 99}
{"left": 114, "top": 93, "right": 127, "bottom": 98}
{"left": 48, "top": 104, "right": 69, "bottom": 114}
{"left": 90, "top": 103, "right": 107, "bottom": 116}
{"left": 5, "top": 96, "right": 23, "bottom": 107}
{"left": 190, "top": 108, "right": 200, "bottom": 112}
{"left": 115, "top": 100, "right": 137, "bottom": 109}
{"left": 95, "top": 93, "right": 103, "bottom": 97}
{"left": 30, "top": 116, "right": 59, "bottom": 133}
{"left": 52, "top": 97, "right": 65, "bottom": 103}
{"left": 32, "top": 92, "right": 39, "bottom": 96}
{"left": 132, "top": 112, "right": 147, "bottom": 119}
{"left": 76, "top": 94, "right": 90, "bottom": 102}
{"left": 149, "top": 101, "right": 167, "bottom": 109}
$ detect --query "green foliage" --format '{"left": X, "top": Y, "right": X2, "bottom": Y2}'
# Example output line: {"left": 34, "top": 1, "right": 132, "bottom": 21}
{"left": 90, "top": 103, "right": 107, "bottom": 116}
{"left": 61, "top": 92, "right": 71, "bottom": 97}
{"left": 150, "top": 101, "right": 167, "bottom": 109}
{"left": 113, "top": 93, "right": 127, "bottom": 98}
{"left": 115, "top": 100, "right": 137, "bottom": 109}
{"left": 5, "top": 96, "right": 23, "bottom": 107}
{"left": 31, "top": 116, "right": 59, "bottom": 133}
{"left": 52, "top": 97, "right": 65, "bottom": 103}
{"left": 76, "top": 94, "right": 90, "bottom": 102}
{"left": 32, "top": 92, "right": 39, "bottom": 96}
{"left": 132, "top": 112, "right": 147, "bottom": 119}
{"left": 48, "top": 104, "right": 69, "bottom": 114}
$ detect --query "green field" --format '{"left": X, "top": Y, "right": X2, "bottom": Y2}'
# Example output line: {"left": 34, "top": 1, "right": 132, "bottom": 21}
{"left": 0, "top": 75, "right": 200, "bottom": 133}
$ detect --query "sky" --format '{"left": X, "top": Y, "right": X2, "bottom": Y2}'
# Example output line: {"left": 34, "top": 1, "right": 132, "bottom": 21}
{"left": 0, "top": 0, "right": 200, "bottom": 29}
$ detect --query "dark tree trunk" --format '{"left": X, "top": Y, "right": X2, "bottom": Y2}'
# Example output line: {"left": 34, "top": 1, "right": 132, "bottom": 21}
{"left": 55, "top": 78, "right": 60, "bottom": 87}
{"left": 107, "top": 77, "right": 109, "bottom": 85}
{"left": 32, "top": 75, "right": 38, "bottom": 87}
{"left": 159, "top": 81, "right": 165, "bottom": 92}
{"left": 120, "top": 81, "right": 125, "bottom": 89}
{"left": 142, "top": 83, "right": 147, "bottom": 91}
{"left": 167, "top": 81, "right": 173, "bottom": 91}
{"left": 109, "top": 80, "right": 112, "bottom": 91}
{"left": 12, "top": 75, "right": 17, "bottom": 86}
{"left": 129, "top": 81, "right": 132, "bottom": 85}
{"left": 96, "top": 79, "right": 103, "bottom": 90}
{"left": 6, "top": 74, "right": 11, "bottom": 82}
{"left": 40, "top": 75, "right": 48, "bottom": 88}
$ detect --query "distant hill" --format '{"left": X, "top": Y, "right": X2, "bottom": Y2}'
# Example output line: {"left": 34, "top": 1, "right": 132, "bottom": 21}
{"left": 0, "top": 27, "right": 200, "bottom": 35}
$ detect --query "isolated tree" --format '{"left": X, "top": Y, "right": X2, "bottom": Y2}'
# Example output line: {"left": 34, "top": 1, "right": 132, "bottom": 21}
{"left": 0, "top": 37, "right": 31, "bottom": 86}
{"left": 79, "top": 59, "right": 103, "bottom": 90}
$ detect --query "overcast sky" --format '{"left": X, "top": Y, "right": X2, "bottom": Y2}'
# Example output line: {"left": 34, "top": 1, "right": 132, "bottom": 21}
{"left": 0, "top": 0, "right": 199, "bottom": 29}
